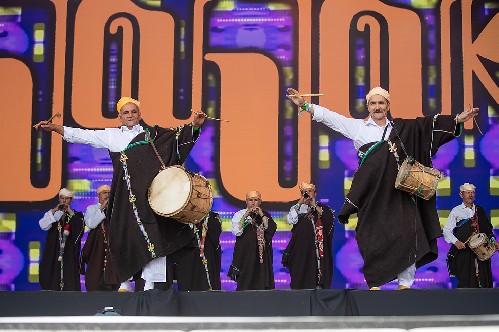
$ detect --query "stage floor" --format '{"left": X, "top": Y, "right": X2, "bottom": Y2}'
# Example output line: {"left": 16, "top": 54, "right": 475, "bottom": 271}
{"left": 1, "top": 288, "right": 499, "bottom": 318}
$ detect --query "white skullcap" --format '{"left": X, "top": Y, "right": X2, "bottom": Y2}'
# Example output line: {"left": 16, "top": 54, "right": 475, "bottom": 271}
{"left": 59, "top": 188, "right": 74, "bottom": 198}
{"left": 460, "top": 183, "right": 476, "bottom": 192}
{"left": 366, "top": 87, "right": 390, "bottom": 104}
{"left": 97, "top": 185, "right": 111, "bottom": 195}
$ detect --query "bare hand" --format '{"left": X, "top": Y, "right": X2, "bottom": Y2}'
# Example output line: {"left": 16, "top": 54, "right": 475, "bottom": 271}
{"left": 33, "top": 120, "right": 55, "bottom": 131}
{"left": 33, "top": 121, "right": 64, "bottom": 135}
{"left": 455, "top": 240, "right": 466, "bottom": 249}
{"left": 192, "top": 111, "right": 207, "bottom": 128}
{"left": 495, "top": 242, "right": 499, "bottom": 251}
{"left": 254, "top": 207, "right": 263, "bottom": 217}
{"left": 286, "top": 88, "right": 306, "bottom": 107}
{"left": 456, "top": 107, "right": 479, "bottom": 123}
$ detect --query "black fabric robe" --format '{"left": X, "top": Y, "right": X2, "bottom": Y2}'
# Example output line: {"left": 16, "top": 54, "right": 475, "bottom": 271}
{"left": 228, "top": 211, "right": 277, "bottom": 291}
{"left": 447, "top": 205, "right": 494, "bottom": 288}
{"left": 107, "top": 123, "right": 200, "bottom": 282}
{"left": 282, "top": 203, "right": 335, "bottom": 289}
{"left": 338, "top": 115, "right": 461, "bottom": 288}
{"left": 192, "top": 211, "right": 222, "bottom": 290}
{"left": 80, "top": 216, "right": 120, "bottom": 291}
{"left": 161, "top": 213, "right": 221, "bottom": 292}
{"left": 39, "top": 212, "right": 84, "bottom": 291}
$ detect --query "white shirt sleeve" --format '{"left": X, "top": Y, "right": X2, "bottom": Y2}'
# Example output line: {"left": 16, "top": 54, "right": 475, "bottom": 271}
{"left": 312, "top": 104, "right": 363, "bottom": 140}
{"left": 231, "top": 209, "right": 248, "bottom": 236}
{"left": 39, "top": 210, "right": 63, "bottom": 231}
{"left": 63, "top": 127, "right": 112, "bottom": 149}
{"left": 287, "top": 204, "right": 310, "bottom": 225}
{"left": 84, "top": 203, "right": 105, "bottom": 229}
{"left": 443, "top": 208, "right": 459, "bottom": 245}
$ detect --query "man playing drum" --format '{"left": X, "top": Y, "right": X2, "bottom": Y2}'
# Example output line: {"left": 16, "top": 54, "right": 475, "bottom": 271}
{"left": 287, "top": 87, "right": 478, "bottom": 290}
{"left": 443, "top": 183, "right": 498, "bottom": 288}
{"left": 228, "top": 191, "right": 277, "bottom": 290}
{"left": 34, "top": 97, "right": 206, "bottom": 291}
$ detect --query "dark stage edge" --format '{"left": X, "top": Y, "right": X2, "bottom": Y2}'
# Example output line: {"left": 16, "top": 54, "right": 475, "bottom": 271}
{"left": 1, "top": 289, "right": 499, "bottom": 320}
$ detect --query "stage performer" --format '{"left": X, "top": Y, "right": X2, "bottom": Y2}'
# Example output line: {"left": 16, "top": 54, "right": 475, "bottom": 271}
{"left": 444, "top": 183, "right": 498, "bottom": 288}
{"left": 188, "top": 211, "right": 223, "bottom": 290}
{"left": 34, "top": 97, "right": 206, "bottom": 291}
{"left": 80, "top": 184, "right": 121, "bottom": 291}
{"left": 287, "top": 87, "right": 479, "bottom": 290}
{"left": 282, "top": 182, "right": 334, "bottom": 289}
{"left": 228, "top": 191, "right": 277, "bottom": 290}
{"left": 39, "top": 188, "right": 85, "bottom": 291}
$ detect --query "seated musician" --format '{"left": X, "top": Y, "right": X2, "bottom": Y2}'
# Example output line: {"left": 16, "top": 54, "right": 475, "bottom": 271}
{"left": 34, "top": 97, "right": 206, "bottom": 291}
{"left": 282, "top": 182, "right": 335, "bottom": 289}
{"left": 228, "top": 191, "right": 277, "bottom": 290}
{"left": 443, "top": 183, "right": 498, "bottom": 288}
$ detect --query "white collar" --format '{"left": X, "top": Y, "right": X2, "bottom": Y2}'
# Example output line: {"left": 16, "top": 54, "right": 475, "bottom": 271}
{"left": 120, "top": 124, "right": 143, "bottom": 133}
{"left": 460, "top": 203, "right": 475, "bottom": 210}
{"left": 364, "top": 117, "right": 390, "bottom": 128}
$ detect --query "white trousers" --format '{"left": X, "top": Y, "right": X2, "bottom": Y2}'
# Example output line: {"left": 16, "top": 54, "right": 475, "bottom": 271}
{"left": 397, "top": 263, "right": 416, "bottom": 287}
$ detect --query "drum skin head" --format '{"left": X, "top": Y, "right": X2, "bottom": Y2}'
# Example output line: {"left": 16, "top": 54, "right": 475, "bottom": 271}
{"left": 149, "top": 166, "right": 191, "bottom": 216}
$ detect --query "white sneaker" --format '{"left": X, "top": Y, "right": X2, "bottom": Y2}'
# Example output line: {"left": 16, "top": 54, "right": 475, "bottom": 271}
{"left": 144, "top": 280, "right": 154, "bottom": 291}
{"left": 118, "top": 280, "right": 132, "bottom": 292}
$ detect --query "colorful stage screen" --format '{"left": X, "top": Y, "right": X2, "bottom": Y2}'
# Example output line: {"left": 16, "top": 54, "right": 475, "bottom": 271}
{"left": 0, "top": 0, "right": 498, "bottom": 291}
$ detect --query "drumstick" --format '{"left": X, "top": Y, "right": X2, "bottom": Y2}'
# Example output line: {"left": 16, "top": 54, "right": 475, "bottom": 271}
{"left": 287, "top": 93, "right": 324, "bottom": 97}
{"left": 47, "top": 112, "right": 61, "bottom": 123}
{"left": 191, "top": 109, "right": 229, "bottom": 122}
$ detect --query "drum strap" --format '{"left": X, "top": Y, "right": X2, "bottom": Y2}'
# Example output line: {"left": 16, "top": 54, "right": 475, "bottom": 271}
{"left": 389, "top": 120, "right": 413, "bottom": 165}
{"left": 144, "top": 128, "right": 167, "bottom": 169}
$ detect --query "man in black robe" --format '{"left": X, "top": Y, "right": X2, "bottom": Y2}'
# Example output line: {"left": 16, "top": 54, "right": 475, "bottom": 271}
{"left": 39, "top": 188, "right": 85, "bottom": 291}
{"left": 282, "top": 182, "right": 334, "bottom": 289}
{"left": 190, "top": 211, "right": 223, "bottom": 290}
{"left": 34, "top": 97, "right": 206, "bottom": 290}
{"left": 444, "top": 183, "right": 498, "bottom": 288}
{"left": 287, "top": 87, "right": 479, "bottom": 290}
{"left": 80, "top": 185, "right": 120, "bottom": 291}
{"left": 228, "top": 191, "right": 277, "bottom": 290}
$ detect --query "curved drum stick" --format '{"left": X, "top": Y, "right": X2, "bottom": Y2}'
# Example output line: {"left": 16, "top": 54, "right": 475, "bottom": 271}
{"left": 191, "top": 109, "right": 229, "bottom": 122}
{"left": 47, "top": 112, "right": 62, "bottom": 123}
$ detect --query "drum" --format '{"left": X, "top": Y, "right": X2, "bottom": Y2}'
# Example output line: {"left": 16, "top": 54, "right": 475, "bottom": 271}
{"left": 148, "top": 166, "right": 213, "bottom": 224}
{"left": 394, "top": 158, "right": 443, "bottom": 200}
{"left": 468, "top": 233, "right": 496, "bottom": 261}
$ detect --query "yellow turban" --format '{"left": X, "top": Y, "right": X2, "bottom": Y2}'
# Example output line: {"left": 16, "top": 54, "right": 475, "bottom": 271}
{"left": 366, "top": 87, "right": 390, "bottom": 104}
{"left": 116, "top": 97, "right": 140, "bottom": 113}
{"left": 97, "top": 185, "right": 111, "bottom": 195}
{"left": 299, "top": 182, "right": 316, "bottom": 191}
{"left": 246, "top": 191, "right": 261, "bottom": 200}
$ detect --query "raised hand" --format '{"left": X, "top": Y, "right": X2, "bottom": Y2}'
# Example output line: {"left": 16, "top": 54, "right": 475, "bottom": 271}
{"left": 456, "top": 107, "right": 479, "bottom": 123}
{"left": 286, "top": 88, "right": 306, "bottom": 107}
